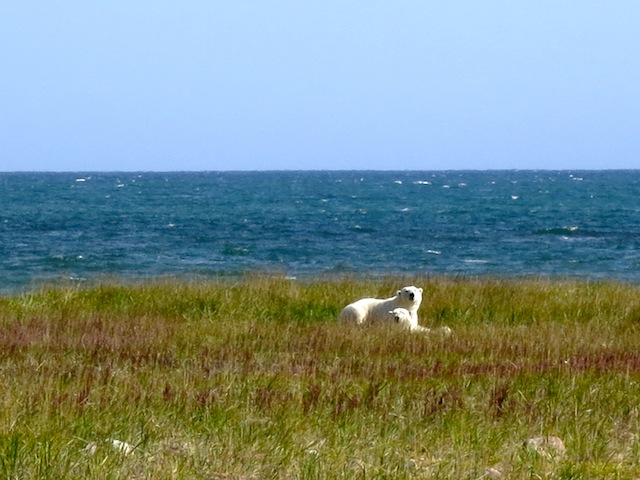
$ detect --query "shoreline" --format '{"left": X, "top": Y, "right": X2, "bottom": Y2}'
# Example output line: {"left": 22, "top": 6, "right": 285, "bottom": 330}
{"left": 6, "top": 270, "right": 640, "bottom": 293}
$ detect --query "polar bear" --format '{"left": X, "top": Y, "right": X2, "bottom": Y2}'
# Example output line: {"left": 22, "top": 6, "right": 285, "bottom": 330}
{"left": 389, "top": 307, "right": 453, "bottom": 336}
{"left": 338, "top": 286, "right": 423, "bottom": 326}
{"left": 388, "top": 307, "right": 429, "bottom": 332}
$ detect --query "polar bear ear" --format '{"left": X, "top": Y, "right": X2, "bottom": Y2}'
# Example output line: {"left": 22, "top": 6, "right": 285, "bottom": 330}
{"left": 397, "top": 290, "right": 401, "bottom": 295}
{"left": 418, "top": 288, "right": 423, "bottom": 293}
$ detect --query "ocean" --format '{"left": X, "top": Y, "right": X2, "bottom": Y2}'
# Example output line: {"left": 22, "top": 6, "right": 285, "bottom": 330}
{"left": 1, "top": 170, "right": 639, "bottom": 293}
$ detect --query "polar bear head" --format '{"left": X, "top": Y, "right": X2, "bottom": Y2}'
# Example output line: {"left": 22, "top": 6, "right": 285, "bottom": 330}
{"left": 389, "top": 308, "right": 413, "bottom": 328}
{"left": 396, "top": 285, "right": 423, "bottom": 310}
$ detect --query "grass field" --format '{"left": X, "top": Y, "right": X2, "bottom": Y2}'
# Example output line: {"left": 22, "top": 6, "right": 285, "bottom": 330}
{"left": 2, "top": 275, "right": 640, "bottom": 479}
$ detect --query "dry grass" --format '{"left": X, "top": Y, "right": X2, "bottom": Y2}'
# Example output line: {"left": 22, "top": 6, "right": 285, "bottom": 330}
{"left": 1, "top": 275, "right": 640, "bottom": 478}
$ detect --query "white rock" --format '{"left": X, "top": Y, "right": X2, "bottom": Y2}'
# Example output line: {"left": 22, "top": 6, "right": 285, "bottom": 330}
{"left": 109, "top": 438, "right": 135, "bottom": 456}
{"left": 524, "top": 436, "right": 566, "bottom": 459}
{"left": 81, "top": 441, "right": 98, "bottom": 456}
{"left": 484, "top": 467, "right": 504, "bottom": 479}
{"left": 403, "top": 458, "right": 417, "bottom": 470}
{"left": 305, "top": 448, "right": 320, "bottom": 457}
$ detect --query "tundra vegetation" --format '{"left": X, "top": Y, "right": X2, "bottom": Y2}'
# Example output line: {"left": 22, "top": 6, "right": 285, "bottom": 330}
{"left": 1, "top": 275, "right": 640, "bottom": 479}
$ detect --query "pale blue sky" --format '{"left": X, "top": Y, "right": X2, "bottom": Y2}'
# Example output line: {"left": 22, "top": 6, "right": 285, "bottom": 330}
{"left": 1, "top": 2, "right": 638, "bottom": 171}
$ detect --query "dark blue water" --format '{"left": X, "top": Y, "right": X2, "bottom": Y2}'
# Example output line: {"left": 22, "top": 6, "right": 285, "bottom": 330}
{"left": 1, "top": 171, "right": 639, "bottom": 292}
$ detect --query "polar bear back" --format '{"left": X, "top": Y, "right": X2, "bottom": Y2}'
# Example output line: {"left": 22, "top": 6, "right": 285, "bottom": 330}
{"left": 338, "top": 296, "right": 395, "bottom": 325}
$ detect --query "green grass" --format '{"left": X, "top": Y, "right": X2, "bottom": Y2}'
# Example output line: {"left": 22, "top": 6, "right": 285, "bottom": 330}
{"left": 2, "top": 275, "right": 640, "bottom": 478}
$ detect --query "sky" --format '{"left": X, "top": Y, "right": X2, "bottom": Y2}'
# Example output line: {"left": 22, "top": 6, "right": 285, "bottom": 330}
{"left": 1, "top": 2, "right": 639, "bottom": 172}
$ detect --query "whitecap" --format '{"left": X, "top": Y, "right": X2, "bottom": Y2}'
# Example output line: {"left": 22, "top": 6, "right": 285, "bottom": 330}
{"left": 511, "top": 195, "right": 519, "bottom": 200}
{"left": 426, "top": 250, "right": 442, "bottom": 255}
{"left": 400, "top": 207, "right": 410, "bottom": 212}
{"left": 463, "top": 259, "right": 489, "bottom": 264}
{"left": 414, "top": 180, "right": 432, "bottom": 185}
{"left": 394, "top": 180, "right": 403, "bottom": 185}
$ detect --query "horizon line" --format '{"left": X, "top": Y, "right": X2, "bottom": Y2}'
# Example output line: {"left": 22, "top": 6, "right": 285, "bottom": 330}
{"left": 1, "top": 168, "right": 639, "bottom": 174}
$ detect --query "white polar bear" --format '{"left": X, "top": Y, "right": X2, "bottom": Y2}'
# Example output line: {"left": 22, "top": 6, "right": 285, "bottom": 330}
{"left": 388, "top": 307, "right": 452, "bottom": 336}
{"left": 338, "top": 286, "right": 423, "bottom": 326}
{"left": 388, "top": 307, "right": 430, "bottom": 332}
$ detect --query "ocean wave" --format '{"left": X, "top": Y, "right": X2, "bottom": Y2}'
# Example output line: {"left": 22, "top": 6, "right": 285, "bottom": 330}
{"left": 222, "top": 245, "right": 250, "bottom": 256}
{"left": 534, "top": 226, "right": 581, "bottom": 236}
{"left": 532, "top": 226, "right": 630, "bottom": 240}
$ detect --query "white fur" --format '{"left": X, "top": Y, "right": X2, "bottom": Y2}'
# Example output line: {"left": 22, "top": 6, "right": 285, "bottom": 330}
{"left": 388, "top": 307, "right": 429, "bottom": 332}
{"left": 388, "top": 307, "right": 452, "bottom": 336}
{"left": 338, "top": 286, "right": 423, "bottom": 326}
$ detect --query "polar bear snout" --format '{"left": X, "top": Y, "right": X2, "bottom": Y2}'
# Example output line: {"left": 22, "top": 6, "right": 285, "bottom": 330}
{"left": 408, "top": 291, "right": 415, "bottom": 301}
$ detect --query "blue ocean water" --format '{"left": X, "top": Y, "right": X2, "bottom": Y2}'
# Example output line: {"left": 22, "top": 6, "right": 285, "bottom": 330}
{"left": 1, "top": 170, "right": 639, "bottom": 293}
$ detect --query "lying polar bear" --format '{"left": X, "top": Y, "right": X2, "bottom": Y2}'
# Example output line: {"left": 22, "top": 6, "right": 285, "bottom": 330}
{"left": 338, "top": 286, "right": 423, "bottom": 326}
{"left": 388, "top": 307, "right": 452, "bottom": 336}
